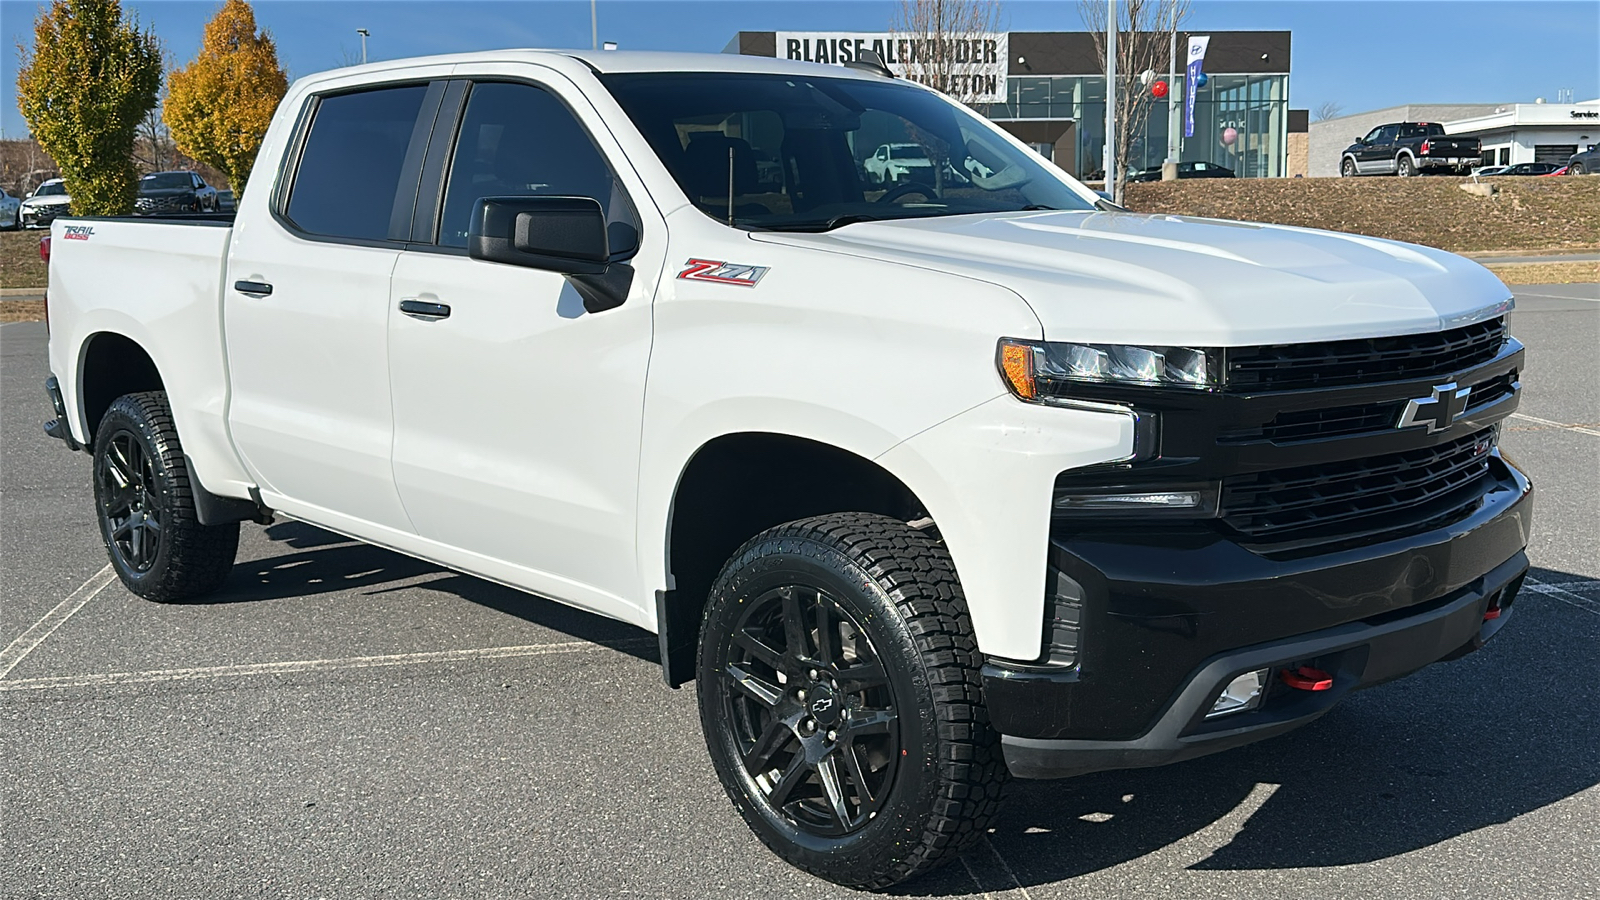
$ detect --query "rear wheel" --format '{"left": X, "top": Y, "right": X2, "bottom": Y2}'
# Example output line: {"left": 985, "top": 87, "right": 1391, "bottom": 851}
{"left": 1397, "top": 154, "right": 1416, "bottom": 177}
{"left": 93, "top": 392, "right": 239, "bottom": 602}
{"left": 697, "top": 513, "right": 1006, "bottom": 889}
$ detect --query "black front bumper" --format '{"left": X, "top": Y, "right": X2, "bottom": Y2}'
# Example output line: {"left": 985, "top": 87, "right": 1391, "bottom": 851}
{"left": 986, "top": 456, "right": 1532, "bottom": 779}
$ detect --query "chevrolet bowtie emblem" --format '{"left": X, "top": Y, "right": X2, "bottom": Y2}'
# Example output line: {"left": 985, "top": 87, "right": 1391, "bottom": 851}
{"left": 1397, "top": 383, "right": 1472, "bottom": 433}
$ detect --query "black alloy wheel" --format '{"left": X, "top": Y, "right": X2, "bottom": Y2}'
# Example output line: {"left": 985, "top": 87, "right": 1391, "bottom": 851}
{"left": 698, "top": 513, "right": 1007, "bottom": 889}
{"left": 718, "top": 582, "right": 900, "bottom": 837}
{"left": 92, "top": 392, "right": 239, "bottom": 601}
{"left": 99, "top": 428, "right": 163, "bottom": 573}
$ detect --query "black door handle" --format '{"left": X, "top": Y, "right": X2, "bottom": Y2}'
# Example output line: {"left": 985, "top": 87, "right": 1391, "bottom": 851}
{"left": 234, "top": 280, "right": 273, "bottom": 297}
{"left": 398, "top": 298, "right": 451, "bottom": 320}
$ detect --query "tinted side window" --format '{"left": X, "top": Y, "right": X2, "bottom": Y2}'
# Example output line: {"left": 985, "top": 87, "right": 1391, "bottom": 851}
{"left": 438, "top": 82, "right": 637, "bottom": 251}
{"left": 285, "top": 85, "right": 429, "bottom": 241}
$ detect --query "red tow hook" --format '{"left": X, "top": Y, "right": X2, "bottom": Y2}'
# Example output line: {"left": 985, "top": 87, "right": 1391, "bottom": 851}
{"left": 1483, "top": 607, "right": 1503, "bottom": 621}
{"left": 1280, "top": 666, "right": 1334, "bottom": 692}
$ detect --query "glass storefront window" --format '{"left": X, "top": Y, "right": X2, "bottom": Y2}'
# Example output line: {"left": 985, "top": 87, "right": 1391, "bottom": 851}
{"left": 982, "top": 73, "right": 1287, "bottom": 179}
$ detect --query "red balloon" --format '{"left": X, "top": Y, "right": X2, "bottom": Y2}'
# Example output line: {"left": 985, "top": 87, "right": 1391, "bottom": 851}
{"left": 1152, "top": 80, "right": 1169, "bottom": 98}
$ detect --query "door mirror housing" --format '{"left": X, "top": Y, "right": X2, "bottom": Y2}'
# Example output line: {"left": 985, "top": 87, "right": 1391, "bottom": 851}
{"left": 1354, "top": 136, "right": 1367, "bottom": 145}
{"left": 469, "top": 196, "right": 609, "bottom": 274}
{"left": 467, "top": 196, "right": 632, "bottom": 313}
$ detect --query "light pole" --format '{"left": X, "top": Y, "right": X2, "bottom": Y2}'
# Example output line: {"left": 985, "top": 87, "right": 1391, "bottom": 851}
{"left": 357, "top": 28, "right": 369, "bottom": 64}
{"left": 591, "top": 0, "right": 598, "bottom": 51}
{"left": 1166, "top": 2, "right": 1179, "bottom": 166}
{"left": 1103, "top": 0, "right": 1117, "bottom": 197}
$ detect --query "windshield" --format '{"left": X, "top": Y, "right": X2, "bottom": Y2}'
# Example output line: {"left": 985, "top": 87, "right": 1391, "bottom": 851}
{"left": 141, "top": 173, "right": 193, "bottom": 191}
{"left": 599, "top": 72, "right": 1095, "bottom": 231}
{"left": 35, "top": 182, "right": 65, "bottom": 196}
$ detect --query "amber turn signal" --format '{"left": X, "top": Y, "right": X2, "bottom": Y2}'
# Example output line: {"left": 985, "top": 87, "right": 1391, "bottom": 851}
{"left": 998, "top": 340, "right": 1037, "bottom": 400}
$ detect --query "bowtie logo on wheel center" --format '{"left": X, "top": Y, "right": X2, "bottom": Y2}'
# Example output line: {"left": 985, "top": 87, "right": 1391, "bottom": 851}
{"left": 807, "top": 683, "right": 843, "bottom": 727}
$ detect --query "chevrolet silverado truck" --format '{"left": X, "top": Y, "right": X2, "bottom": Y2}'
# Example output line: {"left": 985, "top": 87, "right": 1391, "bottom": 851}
{"left": 1340, "top": 122, "right": 1481, "bottom": 176}
{"left": 43, "top": 50, "right": 1531, "bottom": 889}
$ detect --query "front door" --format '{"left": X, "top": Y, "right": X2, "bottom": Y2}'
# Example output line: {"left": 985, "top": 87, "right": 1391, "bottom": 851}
{"left": 386, "top": 76, "right": 663, "bottom": 618}
{"left": 226, "top": 82, "right": 443, "bottom": 533}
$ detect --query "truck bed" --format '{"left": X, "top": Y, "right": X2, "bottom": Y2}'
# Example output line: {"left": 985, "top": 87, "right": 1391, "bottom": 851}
{"left": 46, "top": 214, "right": 257, "bottom": 503}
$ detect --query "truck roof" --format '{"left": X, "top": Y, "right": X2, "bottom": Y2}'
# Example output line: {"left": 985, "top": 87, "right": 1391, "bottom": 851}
{"left": 294, "top": 48, "right": 892, "bottom": 88}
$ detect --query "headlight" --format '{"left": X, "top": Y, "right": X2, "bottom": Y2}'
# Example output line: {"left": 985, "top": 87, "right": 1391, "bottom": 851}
{"left": 999, "top": 338, "right": 1220, "bottom": 399}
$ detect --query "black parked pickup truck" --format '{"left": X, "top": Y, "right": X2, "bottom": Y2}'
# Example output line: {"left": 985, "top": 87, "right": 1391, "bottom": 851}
{"left": 1341, "top": 122, "right": 1480, "bottom": 177}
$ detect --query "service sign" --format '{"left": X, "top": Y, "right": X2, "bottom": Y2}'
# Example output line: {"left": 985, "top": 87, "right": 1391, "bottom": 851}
{"left": 775, "top": 32, "right": 1009, "bottom": 104}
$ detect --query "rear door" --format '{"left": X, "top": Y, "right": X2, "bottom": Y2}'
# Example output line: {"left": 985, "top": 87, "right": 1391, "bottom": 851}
{"left": 225, "top": 80, "right": 445, "bottom": 533}
{"left": 384, "top": 71, "right": 665, "bottom": 618}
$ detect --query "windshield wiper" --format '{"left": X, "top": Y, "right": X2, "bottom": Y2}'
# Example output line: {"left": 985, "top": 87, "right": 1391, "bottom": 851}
{"left": 757, "top": 213, "right": 886, "bottom": 233}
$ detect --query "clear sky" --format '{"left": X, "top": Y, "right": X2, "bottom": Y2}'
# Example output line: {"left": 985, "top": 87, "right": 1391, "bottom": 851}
{"left": 2, "top": 0, "right": 1597, "bottom": 138}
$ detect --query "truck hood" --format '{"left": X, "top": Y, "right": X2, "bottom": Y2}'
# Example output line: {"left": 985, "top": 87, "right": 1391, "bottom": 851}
{"left": 749, "top": 210, "right": 1513, "bottom": 346}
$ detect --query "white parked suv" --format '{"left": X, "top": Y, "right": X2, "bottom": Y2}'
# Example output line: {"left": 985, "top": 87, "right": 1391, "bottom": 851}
{"left": 863, "top": 141, "right": 936, "bottom": 184}
{"left": 20, "top": 177, "right": 71, "bottom": 228}
{"left": 42, "top": 49, "right": 1531, "bottom": 889}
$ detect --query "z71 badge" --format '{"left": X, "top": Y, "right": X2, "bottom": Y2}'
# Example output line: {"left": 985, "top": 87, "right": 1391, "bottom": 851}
{"left": 677, "top": 258, "right": 770, "bottom": 287}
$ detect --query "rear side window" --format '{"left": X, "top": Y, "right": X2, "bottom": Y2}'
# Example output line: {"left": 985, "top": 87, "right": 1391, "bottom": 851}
{"left": 437, "top": 81, "right": 637, "bottom": 252}
{"left": 285, "top": 85, "right": 429, "bottom": 241}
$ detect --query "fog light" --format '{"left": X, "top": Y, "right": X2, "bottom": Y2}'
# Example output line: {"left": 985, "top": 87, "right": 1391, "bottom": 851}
{"left": 1206, "top": 668, "right": 1268, "bottom": 719}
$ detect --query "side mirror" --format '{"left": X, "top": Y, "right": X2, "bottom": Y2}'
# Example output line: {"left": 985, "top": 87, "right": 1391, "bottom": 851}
{"left": 468, "top": 196, "right": 632, "bottom": 313}
{"left": 1354, "top": 136, "right": 1367, "bottom": 145}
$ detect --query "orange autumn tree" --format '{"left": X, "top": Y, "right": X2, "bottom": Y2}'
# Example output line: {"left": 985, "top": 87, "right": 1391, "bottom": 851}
{"left": 164, "top": 0, "right": 286, "bottom": 193}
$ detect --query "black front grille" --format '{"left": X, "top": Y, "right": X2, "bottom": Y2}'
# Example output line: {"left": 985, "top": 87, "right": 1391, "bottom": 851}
{"left": 1220, "top": 429, "right": 1496, "bottom": 538}
{"left": 135, "top": 195, "right": 197, "bottom": 213}
{"left": 1225, "top": 317, "right": 1507, "bottom": 392}
{"left": 1223, "top": 367, "right": 1520, "bottom": 445}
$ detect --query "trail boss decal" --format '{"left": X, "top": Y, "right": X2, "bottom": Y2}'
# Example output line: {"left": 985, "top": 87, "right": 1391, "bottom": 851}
{"left": 62, "top": 225, "right": 95, "bottom": 241}
{"left": 677, "top": 259, "right": 770, "bottom": 287}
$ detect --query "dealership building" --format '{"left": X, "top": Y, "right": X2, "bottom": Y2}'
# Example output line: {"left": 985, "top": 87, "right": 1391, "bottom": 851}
{"left": 726, "top": 30, "right": 1300, "bottom": 179}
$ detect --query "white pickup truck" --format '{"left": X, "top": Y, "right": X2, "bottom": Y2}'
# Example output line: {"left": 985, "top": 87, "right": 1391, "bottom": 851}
{"left": 43, "top": 49, "right": 1532, "bottom": 889}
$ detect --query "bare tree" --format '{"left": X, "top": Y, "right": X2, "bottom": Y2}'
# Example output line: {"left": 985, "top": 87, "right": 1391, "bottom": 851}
{"left": 1079, "top": 0, "right": 1190, "bottom": 202}
{"left": 1313, "top": 101, "right": 1345, "bottom": 122}
{"left": 891, "top": 0, "right": 1004, "bottom": 106}
{"left": 135, "top": 108, "right": 176, "bottom": 173}
{"left": 891, "top": 0, "right": 1004, "bottom": 189}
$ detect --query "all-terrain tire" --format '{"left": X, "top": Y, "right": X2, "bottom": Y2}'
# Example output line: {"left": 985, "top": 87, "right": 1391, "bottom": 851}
{"left": 696, "top": 512, "right": 1008, "bottom": 890}
{"left": 92, "top": 391, "right": 239, "bottom": 602}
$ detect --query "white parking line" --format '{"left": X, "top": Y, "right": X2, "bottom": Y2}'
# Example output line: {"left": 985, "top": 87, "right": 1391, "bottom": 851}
{"left": 0, "top": 564, "right": 116, "bottom": 679}
{"left": 1510, "top": 412, "right": 1600, "bottom": 437}
{"left": 0, "top": 637, "right": 657, "bottom": 691}
{"left": 1511, "top": 291, "right": 1600, "bottom": 302}
{"left": 1524, "top": 579, "right": 1600, "bottom": 617}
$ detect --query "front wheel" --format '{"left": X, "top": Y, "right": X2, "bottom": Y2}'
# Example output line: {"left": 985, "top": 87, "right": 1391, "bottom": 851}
{"left": 93, "top": 392, "right": 239, "bottom": 602}
{"left": 1341, "top": 157, "right": 1357, "bottom": 177}
{"left": 697, "top": 513, "right": 1007, "bottom": 889}
{"left": 1572, "top": 162, "right": 1587, "bottom": 176}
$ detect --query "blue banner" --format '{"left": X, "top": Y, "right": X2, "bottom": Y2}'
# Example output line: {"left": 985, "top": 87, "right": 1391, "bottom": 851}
{"left": 1184, "top": 36, "right": 1210, "bottom": 138}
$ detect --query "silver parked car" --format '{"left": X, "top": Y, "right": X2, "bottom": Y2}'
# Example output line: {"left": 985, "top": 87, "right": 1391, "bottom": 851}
{"left": 0, "top": 187, "right": 21, "bottom": 230}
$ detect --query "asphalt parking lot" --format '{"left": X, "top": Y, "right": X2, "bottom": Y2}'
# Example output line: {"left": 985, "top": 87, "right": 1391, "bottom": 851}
{"left": 3, "top": 284, "right": 1597, "bottom": 899}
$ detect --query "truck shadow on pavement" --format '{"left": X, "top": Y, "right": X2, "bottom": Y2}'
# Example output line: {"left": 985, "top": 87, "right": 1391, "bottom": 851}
{"left": 902, "top": 566, "right": 1600, "bottom": 894}
{"left": 208, "top": 524, "right": 1598, "bottom": 891}
{"left": 206, "top": 520, "right": 657, "bottom": 662}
